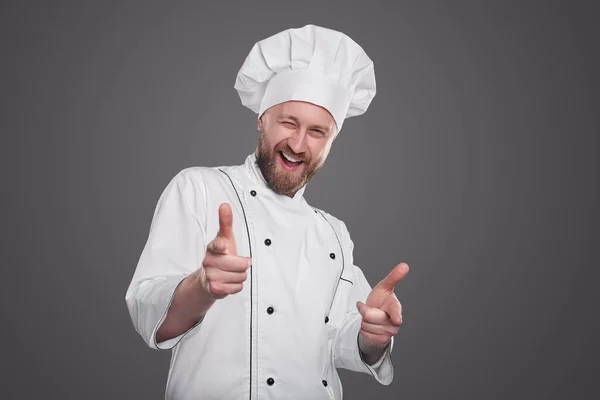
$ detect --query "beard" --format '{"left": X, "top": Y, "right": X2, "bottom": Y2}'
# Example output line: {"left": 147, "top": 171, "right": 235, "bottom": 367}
{"left": 255, "top": 131, "right": 324, "bottom": 197}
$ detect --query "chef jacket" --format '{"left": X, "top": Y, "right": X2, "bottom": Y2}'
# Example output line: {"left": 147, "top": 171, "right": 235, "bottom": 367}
{"left": 125, "top": 153, "right": 394, "bottom": 399}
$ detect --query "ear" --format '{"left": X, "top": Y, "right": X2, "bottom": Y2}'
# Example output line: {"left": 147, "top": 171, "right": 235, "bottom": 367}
{"left": 331, "top": 127, "right": 340, "bottom": 142}
{"left": 257, "top": 115, "right": 264, "bottom": 131}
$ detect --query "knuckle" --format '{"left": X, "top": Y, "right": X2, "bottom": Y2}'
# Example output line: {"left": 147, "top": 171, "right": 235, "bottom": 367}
{"left": 206, "top": 240, "right": 216, "bottom": 252}
{"left": 209, "top": 238, "right": 226, "bottom": 253}
{"left": 232, "top": 283, "right": 244, "bottom": 294}
{"left": 202, "top": 254, "right": 215, "bottom": 268}
{"left": 208, "top": 282, "right": 221, "bottom": 294}
{"left": 231, "top": 257, "right": 246, "bottom": 271}
{"left": 213, "top": 239, "right": 224, "bottom": 252}
{"left": 225, "top": 283, "right": 241, "bottom": 294}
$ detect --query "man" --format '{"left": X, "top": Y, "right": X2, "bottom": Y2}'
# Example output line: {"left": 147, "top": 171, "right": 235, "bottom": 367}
{"left": 125, "top": 24, "right": 409, "bottom": 399}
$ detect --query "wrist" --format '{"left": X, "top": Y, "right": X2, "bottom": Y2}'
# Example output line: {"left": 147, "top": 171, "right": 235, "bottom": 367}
{"left": 180, "top": 274, "right": 216, "bottom": 319}
{"left": 358, "top": 333, "right": 389, "bottom": 351}
{"left": 358, "top": 333, "right": 389, "bottom": 365}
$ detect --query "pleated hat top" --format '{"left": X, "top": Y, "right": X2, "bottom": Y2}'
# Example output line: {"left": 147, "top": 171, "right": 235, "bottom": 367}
{"left": 234, "top": 24, "right": 376, "bottom": 133}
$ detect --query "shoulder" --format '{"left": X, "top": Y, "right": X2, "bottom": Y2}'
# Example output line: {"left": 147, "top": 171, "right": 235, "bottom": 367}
{"left": 167, "top": 165, "right": 232, "bottom": 190}
{"left": 158, "top": 165, "right": 229, "bottom": 206}
{"left": 172, "top": 165, "right": 223, "bottom": 182}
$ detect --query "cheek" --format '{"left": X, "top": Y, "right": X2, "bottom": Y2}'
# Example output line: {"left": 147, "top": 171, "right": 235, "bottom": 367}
{"left": 265, "top": 126, "right": 293, "bottom": 146}
{"left": 309, "top": 141, "right": 331, "bottom": 161}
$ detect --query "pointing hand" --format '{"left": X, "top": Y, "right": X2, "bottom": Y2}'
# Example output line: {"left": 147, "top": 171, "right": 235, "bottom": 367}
{"left": 356, "top": 263, "right": 409, "bottom": 348}
{"left": 196, "top": 203, "right": 251, "bottom": 300}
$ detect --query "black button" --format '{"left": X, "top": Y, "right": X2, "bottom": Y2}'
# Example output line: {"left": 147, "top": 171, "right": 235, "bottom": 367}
{"left": 250, "top": 190, "right": 257, "bottom": 196}
{"left": 267, "top": 377, "right": 274, "bottom": 386}
{"left": 329, "top": 253, "right": 335, "bottom": 259}
{"left": 324, "top": 316, "right": 329, "bottom": 324}
{"left": 267, "top": 306, "right": 274, "bottom": 314}
{"left": 264, "top": 238, "right": 271, "bottom": 246}
{"left": 322, "top": 380, "right": 328, "bottom": 387}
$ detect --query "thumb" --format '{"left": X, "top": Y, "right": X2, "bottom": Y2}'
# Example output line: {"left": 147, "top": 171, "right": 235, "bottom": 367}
{"left": 356, "top": 300, "right": 370, "bottom": 317}
{"left": 217, "top": 203, "right": 235, "bottom": 240}
{"left": 378, "top": 262, "right": 409, "bottom": 291}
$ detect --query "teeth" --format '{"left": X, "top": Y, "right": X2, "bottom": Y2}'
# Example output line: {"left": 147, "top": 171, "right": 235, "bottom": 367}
{"left": 281, "top": 151, "right": 301, "bottom": 163}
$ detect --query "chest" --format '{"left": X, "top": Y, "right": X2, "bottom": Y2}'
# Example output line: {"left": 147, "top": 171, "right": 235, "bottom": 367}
{"left": 200, "top": 170, "right": 353, "bottom": 325}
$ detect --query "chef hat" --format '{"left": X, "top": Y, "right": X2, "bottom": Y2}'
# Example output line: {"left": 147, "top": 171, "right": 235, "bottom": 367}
{"left": 234, "top": 24, "right": 376, "bottom": 133}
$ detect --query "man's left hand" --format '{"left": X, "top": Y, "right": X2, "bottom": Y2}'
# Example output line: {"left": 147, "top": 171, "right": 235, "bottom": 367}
{"left": 356, "top": 262, "right": 409, "bottom": 350}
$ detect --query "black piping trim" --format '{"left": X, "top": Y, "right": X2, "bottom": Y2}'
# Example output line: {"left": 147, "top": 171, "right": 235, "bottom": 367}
{"left": 315, "top": 209, "right": 376, "bottom": 380}
{"left": 153, "top": 276, "right": 205, "bottom": 349}
{"left": 314, "top": 208, "right": 350, "bottom": 320}
{"left": 219, "top": 169, "right": 253, "bottom": 400}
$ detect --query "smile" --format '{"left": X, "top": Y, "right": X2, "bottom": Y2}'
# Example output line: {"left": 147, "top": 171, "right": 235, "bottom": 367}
{"left": 281, "top": 151, "right": 302, "bottom": 163}
{"left": 279, "top": 151, "right": 303, "bottom": 171}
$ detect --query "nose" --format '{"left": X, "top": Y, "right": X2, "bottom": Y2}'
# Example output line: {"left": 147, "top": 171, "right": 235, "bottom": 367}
{"left": 287, "top": 129, "right": 308, "bottom": 154}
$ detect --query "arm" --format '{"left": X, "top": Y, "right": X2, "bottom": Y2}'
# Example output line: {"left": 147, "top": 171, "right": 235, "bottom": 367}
{"left": 155, "top": 274, "right": 216, "bottom": 343}
{"left": 125, "top": 169, "right": 208, "bottom": 350}
{"left": 333, "top": 266, "right": 395, "bottom": 385}
{"left": 332, "top": 222, "right": 395, "bottom": 385}
{"left": 156, "top": 200, "right": 250, "bottom": 343}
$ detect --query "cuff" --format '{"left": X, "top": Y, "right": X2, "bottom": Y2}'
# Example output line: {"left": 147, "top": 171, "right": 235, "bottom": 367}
{"left": 150, "top": 276, "right": 202, "bottom": 350}
{"left": 357, "top": 333, "right": 395, "bottom": 385}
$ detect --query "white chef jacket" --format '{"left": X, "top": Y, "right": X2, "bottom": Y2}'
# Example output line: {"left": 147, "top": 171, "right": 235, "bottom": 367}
{"left": 125, "top": 153, "right": 394, "bottom": 399}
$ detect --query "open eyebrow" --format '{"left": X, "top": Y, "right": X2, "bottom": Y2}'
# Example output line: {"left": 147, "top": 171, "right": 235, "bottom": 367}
{"left": 277, "top": 114, "right": 330, "bottom": 134}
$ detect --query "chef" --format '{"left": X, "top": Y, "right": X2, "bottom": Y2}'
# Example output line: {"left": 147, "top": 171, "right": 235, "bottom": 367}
{"left": 125, "top": 24, "right": 409, "bottom": 400}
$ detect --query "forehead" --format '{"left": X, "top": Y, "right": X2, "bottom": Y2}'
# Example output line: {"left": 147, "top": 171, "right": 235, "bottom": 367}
{"left": 272, "top": 101, "right": 335, "bottom": 126}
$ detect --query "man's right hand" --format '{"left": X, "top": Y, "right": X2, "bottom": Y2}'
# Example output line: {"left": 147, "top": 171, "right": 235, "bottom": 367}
{"left": 196, "top": 203, "right": 251, "bottom": 300}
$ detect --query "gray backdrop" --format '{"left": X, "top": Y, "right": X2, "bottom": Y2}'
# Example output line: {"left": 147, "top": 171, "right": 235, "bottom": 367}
{"left": 1, "top": 1, "right": 597, "bottom": 399}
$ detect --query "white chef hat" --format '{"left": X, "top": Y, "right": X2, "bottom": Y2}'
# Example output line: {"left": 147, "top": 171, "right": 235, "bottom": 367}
{"left": 234, "top": 24, "right": 376, "bottom": 133}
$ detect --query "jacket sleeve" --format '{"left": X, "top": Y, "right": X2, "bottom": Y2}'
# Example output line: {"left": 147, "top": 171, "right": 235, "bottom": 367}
{"left": 125, "top": 169, "right": 207, "bottom": 350}
{"left": 332, "top": 222, "right": 394, "bottom": 385}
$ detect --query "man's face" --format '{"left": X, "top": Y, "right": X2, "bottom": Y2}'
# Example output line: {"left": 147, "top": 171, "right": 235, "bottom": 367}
{"left": 255, "top": 100, "right": 338, "bottom": 197}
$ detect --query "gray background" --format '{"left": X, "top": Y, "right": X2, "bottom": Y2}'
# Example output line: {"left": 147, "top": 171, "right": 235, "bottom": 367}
{"left": 1, "top": 1, "right": 597, "bottom": 399}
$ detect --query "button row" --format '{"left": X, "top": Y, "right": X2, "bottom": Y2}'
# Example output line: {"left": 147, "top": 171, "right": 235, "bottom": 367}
{"left": 262, "top": 237, "right": 336, "bottom": 261}
{"left": 263, "top": 377, "right": 328, "bottom": 388}
{"left": 251, "top": 191, "right": 331, "bottom": 391}
{"left": 265, "top": 304, "right": 329, "bottom": 322}
{"left": 267, "top": 306, "right": 330, "bottom": 325}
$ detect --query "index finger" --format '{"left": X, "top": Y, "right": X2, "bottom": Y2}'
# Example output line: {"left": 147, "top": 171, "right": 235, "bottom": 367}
{"left": 378, "top": 262, "right": 409, "bottom": 291}
{"left": 218, "top": 203, "right": 235, "bottom": 241}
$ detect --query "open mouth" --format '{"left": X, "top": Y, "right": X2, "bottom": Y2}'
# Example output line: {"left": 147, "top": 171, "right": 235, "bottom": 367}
{"left": 279, "top": 151, "right": 303, "bottom": 170}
